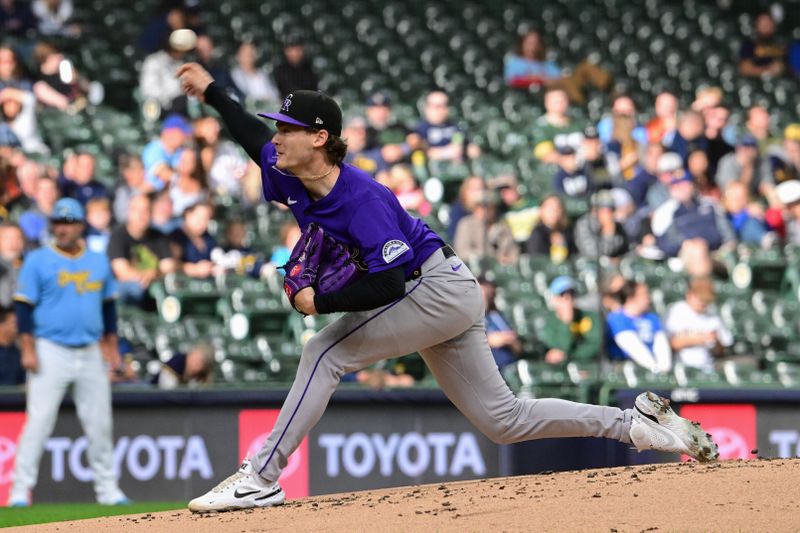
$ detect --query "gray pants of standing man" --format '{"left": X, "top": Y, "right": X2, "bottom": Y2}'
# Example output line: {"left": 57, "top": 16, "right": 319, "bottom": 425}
{"left": 251, "top": 248, "right": 634, "bottom": 482}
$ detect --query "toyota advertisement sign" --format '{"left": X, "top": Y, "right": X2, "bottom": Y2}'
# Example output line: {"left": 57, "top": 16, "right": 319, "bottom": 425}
{"left": 0, "top": 403, "right": 498, "bottom": 502}
{"left": 238, "top": 409, "right": 309, "bottom": 498}
{"left": 0, "top": 409, "right": 235, "bottom": 503}
{"left": 679, "top": 404, "right": 758, "bottom": 460}
{"left": 4, "top": 396, "right": 798, "bottom": 503}
{"left": 311, "top": 405, "right": 497, "bottom": 493}
{"left": 0, "top": 412, "right": 25, "bottom": 504}
{"left": 678, "top": 403, "right": 800, "bottom": 460}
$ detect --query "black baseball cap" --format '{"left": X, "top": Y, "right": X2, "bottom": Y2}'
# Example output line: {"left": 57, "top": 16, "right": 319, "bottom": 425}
{"left": 259, "top": 91, "right": 342, "bottom": 137}
{"left": 366, "top": 92, "right": 392, "bottom": 107}
{"left": 556, "top": 144, "right": 576, "bottom": 155}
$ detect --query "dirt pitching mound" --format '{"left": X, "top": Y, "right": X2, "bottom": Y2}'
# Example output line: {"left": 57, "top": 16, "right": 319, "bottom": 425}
{"left": 14, "top": 459, "right": 800, "bottom": 533}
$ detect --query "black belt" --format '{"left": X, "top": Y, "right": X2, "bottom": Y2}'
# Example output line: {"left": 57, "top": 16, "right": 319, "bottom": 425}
{"left": 408, "top": 245, "right": 456, "bottom": 280}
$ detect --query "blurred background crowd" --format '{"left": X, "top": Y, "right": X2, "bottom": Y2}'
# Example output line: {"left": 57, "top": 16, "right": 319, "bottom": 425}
{"left": 2, "top": 0, "right": 800, "bottom": 396}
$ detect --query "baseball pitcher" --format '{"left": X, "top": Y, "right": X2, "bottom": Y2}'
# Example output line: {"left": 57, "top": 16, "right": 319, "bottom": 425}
{"left": 176, "top": 63, "right": 718, "bottom": 512}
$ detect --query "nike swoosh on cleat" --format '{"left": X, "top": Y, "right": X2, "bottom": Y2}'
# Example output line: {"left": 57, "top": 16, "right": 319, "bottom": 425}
{"left": 635, "top": 405, "right": 660, "bottom": 425}
{"left": 234, "top": 489, "right": 261, "bottom": 498}
{"left": 255, "top": 488, "right": 283, "bottom": 501}
{"left": 451, "top": 263, "right": 462, "bottom": 272}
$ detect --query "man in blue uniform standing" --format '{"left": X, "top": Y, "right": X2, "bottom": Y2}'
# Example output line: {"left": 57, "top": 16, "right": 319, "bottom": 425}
{"left": 176, "top": 63, "right": 719, "bottom": 512}
{"left": 7, "top": 198, "right": 128, "bottom": 506}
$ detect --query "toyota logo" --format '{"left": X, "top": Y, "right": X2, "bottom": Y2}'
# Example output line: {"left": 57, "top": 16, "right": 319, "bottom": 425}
{"left": 707, "top": 426, "right": 750, "bottom": 460}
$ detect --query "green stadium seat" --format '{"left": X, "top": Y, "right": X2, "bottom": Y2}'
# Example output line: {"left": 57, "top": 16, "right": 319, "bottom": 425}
{"left": 673, "top": 364, "right": 725, "bottom": 388}
{"left": 775, "top": 362, "right": 800, "bottom": 388}
{"left": 616, "top": 360, "right": 678, "bottom": 389}
{"left": 149, "top": 274, "right": 222, "bottom": 323}
{"left": 723, "top": 360, "right": 780, "bottom": 388}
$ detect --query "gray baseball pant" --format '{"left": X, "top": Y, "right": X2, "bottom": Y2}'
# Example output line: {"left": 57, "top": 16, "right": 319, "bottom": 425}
{"left": 10, "top": 338, "right": 122, "bottom": 503}
{"left": 251, "top": 248, "right": 633, "bottom": 482}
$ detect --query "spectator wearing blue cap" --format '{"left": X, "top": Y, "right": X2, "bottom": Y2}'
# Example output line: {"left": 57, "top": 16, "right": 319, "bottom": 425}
{"left": 647, "top": 152, "right": 685, "bottom": 211}
{"left": 141, "top": 114, "right": 192, "bottom": 191}
{"left": 651, "top": 169, "right": 735, "bottom": 277}
{"left": 540, "top": 276, "right": 601, "bottom": 365}
{"left": 605, "top": 280, "right": 671, "bottom": 373}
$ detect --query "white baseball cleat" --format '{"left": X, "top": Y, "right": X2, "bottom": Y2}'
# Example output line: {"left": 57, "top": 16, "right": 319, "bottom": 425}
{"left": 7, "top": 486, "right": 30, "bottom": 507}
{"left": 630, "top": 391, "right": 719, "bottom": 462}
{"left": 188, "top": 460, "right": 285, "bottom": 513}
{"left": 97, "top": 491, "right": 131, "bottom": 506}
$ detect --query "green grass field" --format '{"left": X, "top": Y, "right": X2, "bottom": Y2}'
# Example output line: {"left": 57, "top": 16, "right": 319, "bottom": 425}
{"left": 0, "top": 502, "right": 185, "bottom": 528}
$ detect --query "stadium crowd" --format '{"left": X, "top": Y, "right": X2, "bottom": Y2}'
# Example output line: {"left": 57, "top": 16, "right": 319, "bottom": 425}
{"left": 1, "top": 0, "right": 800, "bottom": 390}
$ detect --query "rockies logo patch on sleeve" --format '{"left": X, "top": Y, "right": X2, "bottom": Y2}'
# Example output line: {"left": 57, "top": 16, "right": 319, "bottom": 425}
{"left": 382, "top": 240, "right": 410, "bottom": 263}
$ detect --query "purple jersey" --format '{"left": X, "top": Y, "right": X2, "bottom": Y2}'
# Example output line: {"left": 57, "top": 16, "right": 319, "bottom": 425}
{"left": 260, "top": 142, "right": 444, "bottom": 278}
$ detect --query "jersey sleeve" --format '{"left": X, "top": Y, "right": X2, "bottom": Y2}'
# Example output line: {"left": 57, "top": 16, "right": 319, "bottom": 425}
{"left": 14, "top": 253, "right": 40, "bottom": 305}
{"left": 348, "top": 198, "right": 414, "bottom": 273}
{"left": 607, "top": 311, "right": 635, "bottom": 336}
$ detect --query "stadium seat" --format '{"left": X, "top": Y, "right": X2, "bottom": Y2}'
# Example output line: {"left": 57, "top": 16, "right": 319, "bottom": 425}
{"left": 673, "top": 364, "right": 725, "bottom": 388}
{"left": 617, "top": 360, "right": 678, "bottom": 389}
{"left": 149, "top": 274, "right": 222, "bottom": 323}
{"left": 723, "top": 360, "right": 780, "bottom": 388}
{"left": 775, "top": 362, "right": 800, "bottom": 388}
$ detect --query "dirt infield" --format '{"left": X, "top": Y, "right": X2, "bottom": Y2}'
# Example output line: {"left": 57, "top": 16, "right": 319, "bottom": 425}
{"left": 13, "top": 459, "right": 800, "bottom": 532}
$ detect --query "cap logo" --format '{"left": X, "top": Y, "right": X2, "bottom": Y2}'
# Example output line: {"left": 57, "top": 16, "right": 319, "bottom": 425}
{"left": 315, "top": 117, "right": 323, "bottom": 125}
{"left": 281, "top": 95, "right": 293, "bottom": 112}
